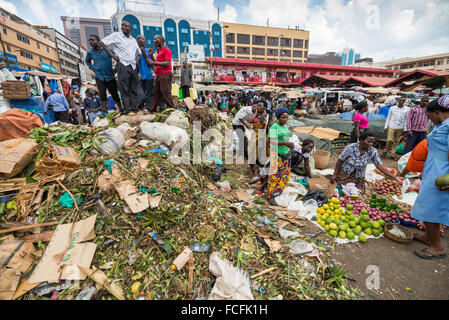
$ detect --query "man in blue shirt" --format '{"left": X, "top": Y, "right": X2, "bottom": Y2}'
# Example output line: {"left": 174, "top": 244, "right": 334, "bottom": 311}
{"left": 85, "top": 35, "right": 122, "bottom": 112}
{"left": 44, "top": 89, "right": 69, "bottom": 123}
{"left": 136, "top": 35, "right": 154, "bottom": 111}
{"left": 84, "top": 88, "right": 103, "bottom": 125}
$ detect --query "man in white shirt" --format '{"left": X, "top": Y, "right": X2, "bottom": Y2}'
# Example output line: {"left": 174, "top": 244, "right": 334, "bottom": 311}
{"left": 382, "top": 97, "right": 409, "bottom": 159}
{"left": 232, "top": 105, "right": 256, "bottom": 161}
{"left": 100, "top": 21, "right": 141, "bottom": 114}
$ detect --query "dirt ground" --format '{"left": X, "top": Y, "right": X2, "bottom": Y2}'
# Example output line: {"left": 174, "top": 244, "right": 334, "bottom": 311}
{"left": 324, "top": 148, "right": 449, "bottom": 300}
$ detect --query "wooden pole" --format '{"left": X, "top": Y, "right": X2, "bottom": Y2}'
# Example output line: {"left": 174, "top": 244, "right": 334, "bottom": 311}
{"left": 0, "top": 221, "right": 58, "bottom": 235}
{"left": 0, "top": 31, "right": 11, "bottom": 70}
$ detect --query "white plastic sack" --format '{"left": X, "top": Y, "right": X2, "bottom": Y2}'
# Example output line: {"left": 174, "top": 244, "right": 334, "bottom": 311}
{"left": 365, "top": 164, "right": 384, "bottom": 183}
{"left": 303, "top": 199, "right": 318, "bottom": 220}
{"left": 208, "top": 252, "right": 254, "bottom": 300}
{"left": 401, "top": 178, "right": 412, "bottom": 195}
{"left": 165, "top": 110, "right": 189, "bottom": 129}
{"left": 92, "top": 117, "right": 109, "bottom": 128}
{"left": 140, "top": 121, "right": 189, "bottom": 150}
{"left": 286, "top": 199, "right": 305, "bottom": 212}
{"left": 93, "top": 128, "right": 125, "bottom": 155}
{"left": 397, "top": 152, "right": 419, "bottom": 178}
{"left": 117, "top": 123, "right": 134, "bottom": 134}
{"left": 289, "top": 239, "right": 315, "bottom": 256}
{"left": 279, "top": 227, "right": 300, "bottom": 239}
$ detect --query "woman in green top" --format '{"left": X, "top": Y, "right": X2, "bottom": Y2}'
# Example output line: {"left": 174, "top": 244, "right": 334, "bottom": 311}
{"left": 289, "top": 98, "right": 298, "bottom": 116}
{"left": 265, "top": 107, "right": 294, "bottom": 205}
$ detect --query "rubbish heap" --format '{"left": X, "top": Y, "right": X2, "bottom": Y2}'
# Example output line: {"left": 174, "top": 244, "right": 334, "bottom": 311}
{"left": 0, "top": 104, "right": 364, "bottom": 301}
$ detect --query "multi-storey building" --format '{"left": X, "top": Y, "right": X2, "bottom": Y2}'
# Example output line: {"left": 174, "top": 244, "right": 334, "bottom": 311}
{"left": 222, "top": 23, "right": 309, "bottom": 63}
{"left": 61, "top": 16, "right": 112, "bottom": 50}
{"left": 0, "top": 8, "right": 59, "bottom": 73}
{"left": 337, "top": 48, "right": 361, "bottom": 66}
{"left": 36, "top": 27, "right": 85, "bottom": 78}
{"left": 307, "top": 52, "right": 340, "bottom": 65}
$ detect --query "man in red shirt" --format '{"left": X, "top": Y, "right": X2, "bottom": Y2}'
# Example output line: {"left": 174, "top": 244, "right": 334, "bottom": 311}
{"left": 145, "top": 35, "right": 175, "bottom": 112}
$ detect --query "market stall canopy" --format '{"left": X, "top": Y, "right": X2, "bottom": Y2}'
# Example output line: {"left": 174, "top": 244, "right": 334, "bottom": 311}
{"left": 365, "top": 87, "right": 391, "bottom": 94}
{"left": 292, "top": 126, "right": 342, "bottom": 140}
{"left": 401, "top": 73, "right": 449, "bottom": 92}
{"left": 279, "top": 90, "right": 306, "bottom": 99}
{"left": 299, "top": 74, "right": 347, "bottom": 88}
{"left": 337, "top": 76, "right": 396, "bottom": 88}
{"left": 11, "top": 70, "right": 68, "bottom": 80}
{"left": 384, "top": 69, "right": 448, "bottom": 88}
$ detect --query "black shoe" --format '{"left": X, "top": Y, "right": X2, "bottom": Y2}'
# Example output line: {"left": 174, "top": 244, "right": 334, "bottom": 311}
{"left": 268, "top": 198, "right": 278, "bottom": 206}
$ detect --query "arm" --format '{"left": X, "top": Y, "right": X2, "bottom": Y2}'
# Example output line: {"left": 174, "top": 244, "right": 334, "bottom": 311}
{"left": 85, "top": 52, "right": 95, "bottom": 71}
{"left": 44, "top": 96, "right": 50, "bottom": 113}
{"left": 304, "top": 157, "right": 312, "bottom": 178}
{"left": 405, "top": 108, "right": 414, "bottom": 135}
{"left": 330, "top": 159, "right": 343, "bottom": 184}
{"left": 353, "top": 121, "right": 361, "bottom": 140}
{"left": 399, "top": 167, "right": 410, "bottom": 178}
{"left": 100, "top": 41, "right": 119, "bottom": 61}
{"left": 384, "top": 107, "right": 392, "bottom": 133}
{"left": 63, "top": 96, "right": 69, "bottom": 111}
{"left": 375, "top": 164, "right": 401, "bottom": 181}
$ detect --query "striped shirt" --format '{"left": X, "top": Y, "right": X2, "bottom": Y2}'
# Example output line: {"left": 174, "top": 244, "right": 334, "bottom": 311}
{"left": 405, "top": 106, "right": 428, "bottom": 132}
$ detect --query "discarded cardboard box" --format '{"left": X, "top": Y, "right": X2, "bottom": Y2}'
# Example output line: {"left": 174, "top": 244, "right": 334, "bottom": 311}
{"left": 28, "top": 215, "right": 97, "bottom": 284}
{"left": 0, "top": 239, "right": 40, "bottom": 300}
{"left": 183, "top": 97, "right": 196, "bottom": 110}
{"left": 0, "top": 138, "right": 39, "bottom": 179}
{"left": 35, "top": 144, "right": 81, "bottom": 176}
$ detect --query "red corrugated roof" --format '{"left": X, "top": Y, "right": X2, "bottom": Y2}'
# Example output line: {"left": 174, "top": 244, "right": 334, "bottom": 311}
{"left": 384, "top": 69, "right": 449, "bottom": 87}
{"left": 337, "top": 76, "right": 396, "bottom": 87}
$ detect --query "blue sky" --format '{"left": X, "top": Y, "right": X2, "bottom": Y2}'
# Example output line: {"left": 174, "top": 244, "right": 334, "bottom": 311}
{"left": 2, "top": 0, "right": 448, "bottom": 62}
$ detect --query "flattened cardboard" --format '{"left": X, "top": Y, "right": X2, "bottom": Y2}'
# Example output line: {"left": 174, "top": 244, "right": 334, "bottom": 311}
{"left": 183, "top": 97, "right": 196, "bottom": 110}
{"left": 0, "top": 138, "right": 39, "bottom": 179}
{"left": 114, "top": 180, "right": 149, "bottom": 213}
{"left": 148, "top": 194, "right": 162, "bottom": 209}
{"left": 28, "top": 215, "right": 97, "bottom": 284}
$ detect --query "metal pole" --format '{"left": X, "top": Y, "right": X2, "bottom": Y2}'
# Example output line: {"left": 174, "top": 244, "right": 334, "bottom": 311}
{"left": 0, "top": 32, "right": 11, "bottom": 70}
{"left": 210, "top": 31, "right": 213, "bottom": 85}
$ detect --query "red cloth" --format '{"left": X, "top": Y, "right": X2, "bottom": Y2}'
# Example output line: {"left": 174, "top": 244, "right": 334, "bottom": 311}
{"left": 0, "top": 109, "right": 44, "bottom": 141}
{"left": 155, "top": 46, "right": 172, "bottom": 76}
{"left": 406, "top": 139, "right": 428, "bottom": 173}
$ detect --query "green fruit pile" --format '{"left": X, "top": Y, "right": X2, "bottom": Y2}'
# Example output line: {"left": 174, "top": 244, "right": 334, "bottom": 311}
{"left": 316, "top": 199, "right": 384, "bottom": 243}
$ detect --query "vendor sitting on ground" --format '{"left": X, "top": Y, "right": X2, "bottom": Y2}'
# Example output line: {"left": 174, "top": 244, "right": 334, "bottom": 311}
{"left": 399, "top": 139, "right": 428, "bottom": 177}
{"left": 330, "top": 131, "right": 401, "bottom": 190}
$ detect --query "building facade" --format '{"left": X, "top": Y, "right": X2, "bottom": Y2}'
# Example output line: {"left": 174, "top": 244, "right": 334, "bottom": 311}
{"left": 336, "top": 48, "right": 361, "bottom": 66}
{"left": 60, "top": 16, "right": 112, "bottom": 50}
{"left": 380, "top": 53, "right": 449, "bottom": 73}
{"left": 0, "top": 8, "right": 59, "bottom": 73}
{"left": 202, "top": 57, "right": 399, "bottom": 86}
{"left": 307, "top": 52, "right": 340, "bottom": 65}
{"left": 223, "top": 23, "right": 309, "bottom": 63}
{"left": 37, "top": 27, "right": 85, "bottom": 78}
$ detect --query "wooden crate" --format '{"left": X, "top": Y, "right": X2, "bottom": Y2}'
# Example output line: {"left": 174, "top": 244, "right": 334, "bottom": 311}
{"left": 1, "top": 81, "right": 31, "bottom": 100}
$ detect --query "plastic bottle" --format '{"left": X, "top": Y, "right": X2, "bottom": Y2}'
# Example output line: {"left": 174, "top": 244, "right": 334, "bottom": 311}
{"left": 76, "top": 286, "right": 97, "bottom": 300}
{"left": 256, "top": 216, "right": 274, "bottom": 226}
{"left": 96, "top": 199, "right": 108, "bottom": 217}
{"left": 191, "top": 242, "right": 211, "bottom": 253}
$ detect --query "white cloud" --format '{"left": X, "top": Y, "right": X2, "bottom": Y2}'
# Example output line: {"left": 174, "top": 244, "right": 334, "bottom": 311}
{"left": 241, "top": 0, "right": 449, "bottom": 62}
{"left": 92, "top": 0, "right": 118, "bottom": 19}
{"left": 220, "top": 4, "right": 238, "bottom": 23}
{"left": 0, "top": 0, "right": 18, "bottom": 15}
{"left": 24, "top": 0, "right": 47, "bottom": 24}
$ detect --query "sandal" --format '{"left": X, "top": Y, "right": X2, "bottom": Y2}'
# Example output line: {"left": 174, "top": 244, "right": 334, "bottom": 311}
{"left": 413, "top": 234, "right": 431, "bottom": 246}
{"left": 414, "top": 247, "right": 447, "bottom": 260}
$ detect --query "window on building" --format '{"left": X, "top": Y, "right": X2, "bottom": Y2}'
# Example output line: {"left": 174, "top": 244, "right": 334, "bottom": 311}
{"left": 293, "top": 50, "right": 303, "bottom": 58}
{"left": 181, "top": 42, "right": 189, "bottom": 47}
{"left": 213, "top": 31, "right": 220, "bottom": 36}
{"left": 226, "top": 46, "right": 235, "bottom": 54}
{"left": 181, "top": 28, "right": 188, "bottom": 34}
{"left": 267, "top": 37, "right": 278, "bottom": 46}
{"left": 280, "top": 38, "right": 291, "bottom": 47}
{"left": 215, "top": 44, "right": 220, "bottom": 49}
{"left": 252, "top": 35, "right": 265, "bottom": 46}
{"left": 237, "top": 34, "right": 250, "bottom": 45}
{"left": 167, "top": 40, "right": 175, "bottom": 46}
{"left": 280, "top": 49, "right": 291, "bottom": 57}
{"left": 267, "top": 48, "right": 278, "bottom": 56}
{"left": 305, "top": 40, "right": 308, "bottom": 49}
{"left": 293, "top": 39, "right": 303, "bottom": 48}
{"left": 252, "top": 47, "right": 265, "bottom": 56}
{"left": 226, "top": 33, "right": 235, "bottom": 43}
{"left": 36, "top": 41, "right": 40, "bottom": 49}
{"left": 39, "top": 57, "right": 42, "bottom": 62}
{"left": 2, "top": 26, "right": 6, "bottom": 35}
{"left": 6, "top": 44, "right": 10, "bottom": 52}
{"left": 437, "top": 60, "right": 444, "bottom": 65}
{"left": 304, "top": 51, "right": 308, "bottom": 59}
{"left": 17, "top": 33, "right": 31, "bottom": 45}
{"left": 166, "top": 27, "right": 174, "bottom": 32}
{"left": 20, "top": 50, "right": 33, "bottom": 60}
{"left": 47, "top": 46, "right": 49, "bottom": 53}
{"left": 237, "top": 46, "right": 250, "bottom": 55}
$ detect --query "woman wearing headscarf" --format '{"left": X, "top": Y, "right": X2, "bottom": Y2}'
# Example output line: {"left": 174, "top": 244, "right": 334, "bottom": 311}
{"left": 411, "top": 96, "right": 449, "bottom": 260}
{"left": 350, "top": 100, "right": 369, "bottom": 143}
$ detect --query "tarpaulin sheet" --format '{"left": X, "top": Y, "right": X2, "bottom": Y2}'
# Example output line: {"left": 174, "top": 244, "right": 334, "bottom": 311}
{"left": 0, "top": 109, "right": 43, "bottom": 141}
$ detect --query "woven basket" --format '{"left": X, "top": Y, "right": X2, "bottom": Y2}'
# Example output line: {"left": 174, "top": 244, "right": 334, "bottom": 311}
{"left": 383, "top": 224, "right": 413, "bottom": 244}
{"left": 314, "top": 150, "right": 330, "bottom": 169}
{"left": 308, "top": 176, "right": 336, "bottom": 199}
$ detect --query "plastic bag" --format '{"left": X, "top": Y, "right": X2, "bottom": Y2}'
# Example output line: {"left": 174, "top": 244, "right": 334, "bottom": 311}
{"left": 93, "top": 128, "right": 125, "bottom": 155}
{"left": 165, "top": 110, "right": 189, "bottom": 129}
{"left": 275, "top": 187, "right": 302, "bottom": 207}
{"left": 279, "top": 227, "right": 300, "bottom": 239}
{"left": 92, "top": 117, "right": 109, "bottom": 128}
{"left": 304, "top": 190, "right": 327, "bottom": 207}
{"left": 140, "top": 121, "right": 189, "bottom": 150}
{"left": 365, "top": 163, "right": 385, "bottom": 183}
{"left": 401, "top": 178, "right": 411, "bottom": 195}
{"left": 288, "top": 239, "right": 315, "bottom": 255}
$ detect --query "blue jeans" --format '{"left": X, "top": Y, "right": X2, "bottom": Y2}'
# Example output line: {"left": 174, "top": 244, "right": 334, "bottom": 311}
{"left": 88, "top": 110, "right": 105, "bottom": 125}
{"left": 141, "top": 78, "right": 154, "bottom": 110}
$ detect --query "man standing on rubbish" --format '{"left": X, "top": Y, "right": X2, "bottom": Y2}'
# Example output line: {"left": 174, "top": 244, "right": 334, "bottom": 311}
{"left": 145, "top": 35, "right": 175, "bottom": 112}
{"left": 85, "top": 35, "right": 122, "bottom": 113}
{"left": 43, "top": 89, "right": 70, "bottom": 123}
{"left": 136, "top": 35, "right": 155, "bottom": 111}
{"left": 100, "top": 21, "right": 141, "bottom": 115}
{"left": 180, "top": 60, "right": 192, "bottom": 99}
{"left": 403, "top": 96, "right": 429, "bottom": 154}
{"left": 382, "top": 97, "right": 409, "bottom": 160}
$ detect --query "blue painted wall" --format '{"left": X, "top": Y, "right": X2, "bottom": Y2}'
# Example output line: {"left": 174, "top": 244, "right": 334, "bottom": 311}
{"left": 122, "top": 14, "right": 141, "bottom": 39}
{"left": 211, "top": 23, "right": 222, "bottom": 58}
{"left": 193, "top": 29, "right": 210, "bottom": 57}
{"left": 143, "top": 26, "right": 162, "bottom": 52}
{"left": 178, "top": 20, "right": 191, "bottom": 56}
{"left": 164, "top": 18, "right": 179, "bottom": 60}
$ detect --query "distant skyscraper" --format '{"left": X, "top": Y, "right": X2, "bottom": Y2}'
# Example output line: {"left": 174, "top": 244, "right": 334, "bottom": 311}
{"left": 336, "top": 48, "right": 361, "bottom": 66}
{"left": 60, "top": 16, "right": 112, "bottom": 49}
